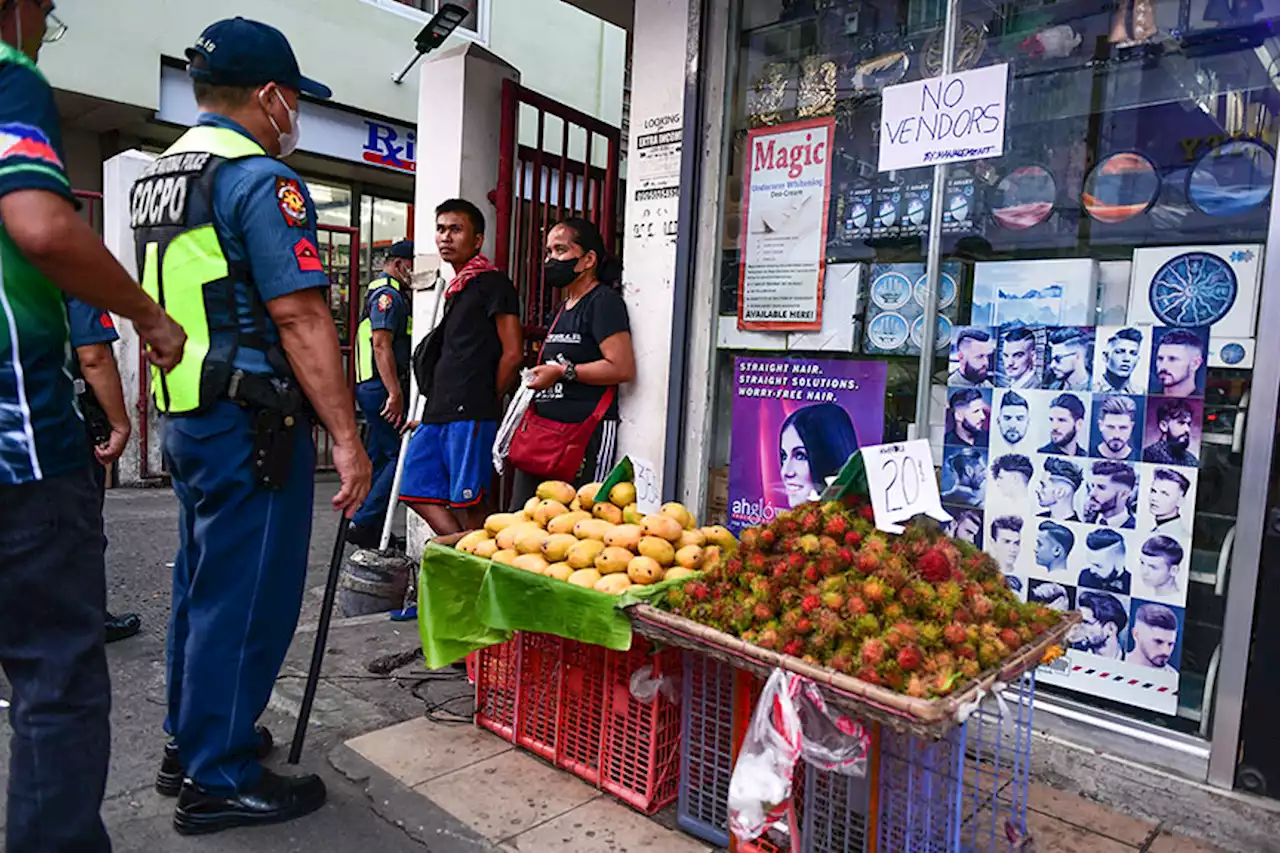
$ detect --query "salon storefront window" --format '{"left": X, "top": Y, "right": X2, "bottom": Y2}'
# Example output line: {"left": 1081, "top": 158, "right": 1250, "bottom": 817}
{"left": 705, "top": 0, "right": 1277, "bottom": 761}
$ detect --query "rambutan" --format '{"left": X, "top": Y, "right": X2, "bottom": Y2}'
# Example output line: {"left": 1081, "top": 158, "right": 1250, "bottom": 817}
{"left": 918, "top": 623, "right": 943, "bottom": 649}
{"left": 754, "top": 602, "right": 775, "bottom": 623}
{"left": 882, "top": 603, "right": 906, "bottom": 624}
{"left": 783, "top": 639, "right": 804, "bottom": 658}
{"left": 972, "top": 595, "right": 995, "bottom": 620}
{"left": 822, "top": 591, "right": 845, "bottom": 611}
{"left": 856, "top": 666, "right": 882, "bottom": 686}
{"left": 798, "top": 534, "right": 822, "bottom": 555}
{"left": 999, "top": 628, "right": 1021, "bottom": 650}
{"left": 917, "top": 548, "right": 952, "bottom": 584}
{"left": 860, "top": 638, "right": 887, "bottom": 667}
{"left": 836, "top": 547, "right": 856, "bottom": 567}
{"left": 758, "top": 627, "right": 780, "bottom": 650}
{"left": 759, "top": 528, "right": 778, "bottom": 550}
{"left": 823, "top": 514, "right": 850, "bottom": 538}
{"left": 959, "top": 659, "right": 981, "bottom": 679}
{"left": 906, "top": 674, "right": 929, "bottom": 698}
{"left": 688, "top": 582, "right": 710, "bottom": 602}
{"left": 897, "top": 645, "right": 924, "bottom": 673}
{"left": 943, "top": 623, "right": 968, "bottom": 647}
{"left": 861, "top": 577, "right": 887, "bottom": 604}
{"left": 816, "top": 608, "right": 842, "bottom": 638}
{"left": 843, "top": 530, "right": 863, "bottom": 549}
{"left": 853, "top": 614, "right": 880, "bottom": 638}
{"left": 858, "top": 552, "right": 881, "bottom": 573}
{"left": 795, "top": 617, "right": 814, "bottom": 635}
{"left": 786, "top": 553, "right": 806, "bottom": 572}
{"left": 845, "top": 596, "right": 869, "bottom": 619}
{"left": 745, "top": 552, "right": 767, "bottom": 573}
{"left": 803, "top": 564, "right": 820, "bottom": 583}
{"left": 801, "top": 595, "right": 822, "bottom": 614}
{"left": 799, "top": 507, "right": 823, "bottom": 535}
{"left": 828, "top": 651, "right": 855, "bottom": 674}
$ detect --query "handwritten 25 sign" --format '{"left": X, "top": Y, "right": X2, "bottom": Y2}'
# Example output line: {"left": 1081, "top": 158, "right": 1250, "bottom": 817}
{"left": 878, "top": 64, "right": 1010, "bottom": 173}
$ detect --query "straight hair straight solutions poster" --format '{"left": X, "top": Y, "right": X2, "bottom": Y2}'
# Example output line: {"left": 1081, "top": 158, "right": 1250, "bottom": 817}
{"left": 738, "top": 117, "right": 835, "bottom": 332}
{"left": 727, "top": 358, "right": 887, "bottom": 534}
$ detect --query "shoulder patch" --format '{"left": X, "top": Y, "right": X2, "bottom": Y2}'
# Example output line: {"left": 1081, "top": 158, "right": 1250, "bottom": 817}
{"left": 293, "top": 237, "right": 324, "bottom": 273}
{"left": 276, "top": 176, "right": 308, "bottom": 227}
{"left": 377, "top": 292, "right": 394, "bottom": 312}
{"left": 99, "top": 313, "right": 115, "bottom": 330}
{"left": 0, "top": 122, "right": 63, "bottom": 168}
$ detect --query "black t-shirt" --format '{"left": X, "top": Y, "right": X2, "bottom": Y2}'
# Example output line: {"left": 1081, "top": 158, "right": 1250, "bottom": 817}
{"left": 534, "top": 285, "right": 630, "bottom": 423}
{"left": 422, "top": 270, "right": 520, "bottom": 423}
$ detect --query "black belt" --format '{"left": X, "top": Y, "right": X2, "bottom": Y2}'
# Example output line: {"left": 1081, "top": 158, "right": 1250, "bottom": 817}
{"left": 226, "top": 370, "right": 305, "bottom": 416}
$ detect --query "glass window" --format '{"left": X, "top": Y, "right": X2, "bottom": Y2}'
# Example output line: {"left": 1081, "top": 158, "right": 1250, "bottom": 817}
{"left": 710, "top": 0, "right": 1277, "bottom": 737}
{"left": 389, "top": 0, "right": 481, "bottom": 32}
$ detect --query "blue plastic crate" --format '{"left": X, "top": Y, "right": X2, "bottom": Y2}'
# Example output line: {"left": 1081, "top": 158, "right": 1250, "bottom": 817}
{"left": 677, "top": 651, "right": 736, "bottom": 847}
{"left": 803, "top": 761, "right": 873, "bottom": 853}
{"left": 878, "top": 672, "right": 1037, "bottom": 853}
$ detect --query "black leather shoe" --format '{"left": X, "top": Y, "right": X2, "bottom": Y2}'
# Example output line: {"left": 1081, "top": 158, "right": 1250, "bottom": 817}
{"left": 105, "top": 612, "right": 142, "bottom": 644}
{"left": 156, "top": 725, "right": 275, "bottom": 797}
{"left": 173, "top": 769, "right": 326, "bottom": 836}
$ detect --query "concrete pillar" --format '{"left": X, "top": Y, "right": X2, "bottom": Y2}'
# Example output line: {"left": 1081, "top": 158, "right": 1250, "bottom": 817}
{"left": 404, "top": 43, "right": 521, "bottom": 556}
{"left": 616, "top": 0, "right": 691, "bottom": 496}
{"left": 101, "top": 149, "right": 158, "bottom": 486}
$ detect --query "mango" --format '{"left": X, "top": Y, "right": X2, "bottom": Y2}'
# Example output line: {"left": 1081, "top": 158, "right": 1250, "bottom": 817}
{"left": 513, "top": 528, "right": 550, "bottom": 555}
{"left": 568, "top": 569, "right": 602, "bottom": 588}
{"left": 541, "top": 533, "right": 579, "bottom": 563}
{"left": 596, "top": 546, "right": 634, "bottom": 575}
{"left": 577, "top": 482, "right": 603, "bottom": 509}
{"left": 642, "top": 514, "right": 683, "bottom": 543}
{"left": 594, "top": 574, "right": 633, "bottom": 595}
{"left": 609, "top": 481, "right": 637, "bottom": 508}
{"left": 665, "top": 567, "right": 696, "bottom": 582}
{"left": 661, "top": 502, "right": 695, "bottom": 530}
{"left": 567, "top": 539, "right": 607, "bottom": 570}
{"left": 474, "top": 539, "right": 500, "bottom": 559}
{"left": 701, "top": 525, "right": 738, "bottom": 551}
{"left": 592, "top": 502, "right": 624, "bottom": 525}
{"left": 570, "top": 498, "right": 583, "bottom": 512}
{"left": 638, "top": 536, "right": 676, "bottom": 567}
{"left": 537, "top": 480, "right": 577, "bottom": 506}
{"left": 677, "top": 529, "right": 707, "bottom": 549}
{"left": 492, "top": 549, "right": 519, "bottom": 566}
{"left": 622, "top": 504, "right": 643, "bottom": 525}
{"left": 604, "top": 523, "right": 642, "bottom": 551}
{"left": 573, "top": 519, "right": 611, "bottom": 541}
{"left": 484, "top": 513, "right": 520, "bottom": 535}
{"left": 703, "top": 545, "right": 723, "bottom": 569}
{"left": 545, "top": 562, "right": 574, "bottom": 581}
{"left": 627, "top": 556, "right": 664, "bottom": 585}
{"left": 534, "top": 499, "right": 570, "bottom": 527}
{"left": 524, "top": 496, "right": 542, "bottom": 516}
{"left": 675, "top": 545, "right": 705, "bottom": 570}
{"left": 548, "top": 511, "right": 592, "bottom": 536}
{"left": 512, "top": 553, "right": 549, "bottom": 574}
{"left": 456, "top": 530, "right": 489, "bottom": 554}
{"left": 496, "top": 522, "right": 540, "bottom": 551}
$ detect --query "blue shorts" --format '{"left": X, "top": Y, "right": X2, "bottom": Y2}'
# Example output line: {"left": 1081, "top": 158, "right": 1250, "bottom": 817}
{"left": 399, "top": 420, "right": 497, "bottom": 508}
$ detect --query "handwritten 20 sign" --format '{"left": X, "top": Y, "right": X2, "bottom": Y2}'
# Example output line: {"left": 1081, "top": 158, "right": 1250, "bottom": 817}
{"left": 863, "top": 440, "right": 952, "bottom": 534}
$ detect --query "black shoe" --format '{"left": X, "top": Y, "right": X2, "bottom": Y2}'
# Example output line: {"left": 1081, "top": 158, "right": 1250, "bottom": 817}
{"left": 105, "top": 612, "right": 142, "bottom": 644}
{"left": 157, "top": 725, "right": 275, "bottom": 797}
{"left": 173, "top": 769, "right": 326, "bottom": 836}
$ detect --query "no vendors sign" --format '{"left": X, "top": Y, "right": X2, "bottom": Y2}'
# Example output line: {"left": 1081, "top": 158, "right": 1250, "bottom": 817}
{"left": 878, "top": 63, "right": 1009, "bottom": 173}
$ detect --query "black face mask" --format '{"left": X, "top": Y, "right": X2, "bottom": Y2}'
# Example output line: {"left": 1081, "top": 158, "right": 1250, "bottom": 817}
{"left": 544, "top": 257, "right": 581, "bottom": 289}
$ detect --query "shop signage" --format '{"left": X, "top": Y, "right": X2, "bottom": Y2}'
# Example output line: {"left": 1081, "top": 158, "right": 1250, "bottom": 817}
{"left": 878, "top": 63, "right": 1009, "bottom": 172}
{"left": 726, "top": 357, "right": 886, "bottom": 534}
{"left": 941, "top": 320, "right": 1207, "bottom": 716}
{"left": 157, "top": 65, "right": 416, "bottom": 175}
{"left": 737, "top": 117, "right": 835, "bottom": 332}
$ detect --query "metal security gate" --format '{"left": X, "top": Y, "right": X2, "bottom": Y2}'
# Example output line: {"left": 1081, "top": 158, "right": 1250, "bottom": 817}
{"left": 494, "top": 79, "right": 622, "bottom": 356}
{"left": 315, "top": 223, "right": 362, "bottom": 471}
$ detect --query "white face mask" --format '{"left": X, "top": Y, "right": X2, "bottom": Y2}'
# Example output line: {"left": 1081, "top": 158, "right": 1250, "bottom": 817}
{"left": 261, "top": 88, "right": 301, "bottom": 157}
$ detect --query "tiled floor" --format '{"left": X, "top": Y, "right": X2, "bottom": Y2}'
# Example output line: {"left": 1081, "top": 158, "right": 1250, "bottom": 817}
{"left": 346, "top": 718, "right": 1229, "bottom": 853}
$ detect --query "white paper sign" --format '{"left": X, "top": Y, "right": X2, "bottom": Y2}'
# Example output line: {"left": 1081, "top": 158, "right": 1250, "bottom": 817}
{"left": 630, "top": 456, "right": 662, "bottom": 515}
{"left": 878, "top": 64, "right": 1009, "bottom": 173}
{"left": 862, "top": 440, "right": 952, "bottom": 534}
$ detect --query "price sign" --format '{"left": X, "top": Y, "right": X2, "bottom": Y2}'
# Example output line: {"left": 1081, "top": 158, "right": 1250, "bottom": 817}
{"left": 629, "top": 456, "right": 662, "bottom": 515}
{"left": 862, "top": 440, "right": 951, "bottom": 534}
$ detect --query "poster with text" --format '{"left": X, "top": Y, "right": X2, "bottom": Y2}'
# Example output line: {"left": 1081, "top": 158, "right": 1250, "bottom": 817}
{"left": 951, "top": 322, "right": 1199, "bottom": 717}
{"left": 738, "top": 117, "right": 835, "bottom": 332}
{"left": 727, "top": 357, "right": 886, "bottom": 533}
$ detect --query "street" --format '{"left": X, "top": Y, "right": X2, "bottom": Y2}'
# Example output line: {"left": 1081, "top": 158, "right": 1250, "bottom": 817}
{"left": 0, "top": 476, "right": 471, "bottom": 852}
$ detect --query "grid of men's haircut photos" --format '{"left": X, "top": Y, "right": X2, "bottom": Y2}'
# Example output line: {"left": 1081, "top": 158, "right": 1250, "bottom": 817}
{"left": 943, "top": 322, "right": 1206, "bottom": 715}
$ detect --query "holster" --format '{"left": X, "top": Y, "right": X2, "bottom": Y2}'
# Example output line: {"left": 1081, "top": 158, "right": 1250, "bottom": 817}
{"left": 227, "top": 370, "right": 307, "bottom": 491}
{"left": 75, "top": 379, "right": 112, "bottom": 446}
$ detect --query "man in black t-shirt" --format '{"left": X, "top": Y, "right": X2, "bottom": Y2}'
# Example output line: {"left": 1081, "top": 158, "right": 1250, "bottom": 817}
{"left": 399, "top": 200, "right": 523, "bottom": 534}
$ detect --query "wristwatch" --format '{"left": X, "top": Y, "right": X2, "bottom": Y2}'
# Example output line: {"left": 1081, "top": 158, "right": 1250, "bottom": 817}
{"left": 562, "top": 361, "right": 578, "bottom": 382}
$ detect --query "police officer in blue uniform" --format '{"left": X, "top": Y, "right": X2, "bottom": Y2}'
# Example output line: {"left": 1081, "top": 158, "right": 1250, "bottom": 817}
{"left": 132, "top": 18, "right": 371, "bottom": 835}
{"left": 348, "top": 239, "right": 414, "bottom": 548}
{"left": 66, "top": 297, "right": 144, "bottom": 643}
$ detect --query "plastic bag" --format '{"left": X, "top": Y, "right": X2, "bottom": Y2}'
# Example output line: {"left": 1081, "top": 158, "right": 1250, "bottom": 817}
{"left": 728, "top": 669, "right": 871, "bottom": 846}
{"left": 628, "top": 664, "right": 680, "bottom": 705}
{"left": 493, "top": 370, "right": 536, "bottom": 475}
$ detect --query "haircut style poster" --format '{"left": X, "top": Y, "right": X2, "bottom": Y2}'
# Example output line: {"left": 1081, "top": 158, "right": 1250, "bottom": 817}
{"left": 727, "top": 358, "right": 886, "bottom": 534}
{"left": 946, "top": 323, "right": 1201, "bottom": 716}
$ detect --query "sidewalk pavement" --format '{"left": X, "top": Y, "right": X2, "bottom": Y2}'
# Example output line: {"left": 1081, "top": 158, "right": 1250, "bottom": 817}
{"left": 338, "top": 716, "right": 1235, "bottom": 853}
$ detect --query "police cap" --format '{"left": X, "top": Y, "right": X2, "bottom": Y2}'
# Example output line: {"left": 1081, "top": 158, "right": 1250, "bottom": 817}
{"left": 388, "top": 240, "right": 414, "bottom": 260}
{"left": 186, "top": 17, "right": 332, "bottom": 100}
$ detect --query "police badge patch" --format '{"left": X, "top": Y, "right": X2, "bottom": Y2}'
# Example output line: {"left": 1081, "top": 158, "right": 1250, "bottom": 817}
{"left": 377, "top": 293, "right": 394, "bottom": 312}
{"left": 276, "top": 177, "right": 308, "bottom": 227}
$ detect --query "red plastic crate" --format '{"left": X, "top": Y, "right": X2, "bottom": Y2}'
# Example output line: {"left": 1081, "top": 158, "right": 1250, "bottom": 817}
{"left": 557, "top": 639, "right": 609, "bottom": 784}
{"left": 475, "top": 637, "right": 520, "bottom": 741}
{"left": 600, "top": 639, "right": 684, "bottom": 814}
{"left": 516, "top": 633, "right": 564, "bottom": 761}
{"left": 465, "top": 651, "right": 477, "bottom": 685}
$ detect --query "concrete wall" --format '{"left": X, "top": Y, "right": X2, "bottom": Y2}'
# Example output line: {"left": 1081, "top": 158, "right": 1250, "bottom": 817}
{"left": 39, "top": 0, "right": 624, "bottom": 130}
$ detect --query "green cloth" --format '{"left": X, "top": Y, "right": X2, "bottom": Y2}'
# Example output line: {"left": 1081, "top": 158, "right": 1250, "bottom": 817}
{"left": 476, "top": 561, "right": 685, "bottom": 651}
{"left": 418, "top": 543, "right": 512, "bottom": 668}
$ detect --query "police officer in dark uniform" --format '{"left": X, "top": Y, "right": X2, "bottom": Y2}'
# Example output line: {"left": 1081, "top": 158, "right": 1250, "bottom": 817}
{"left": 66, "top": 297, "right": 144, "bottom": 642}
{"left": 132, "top": 18, "right": 371, "bottom": 835}
{"left": 348, "top": 239, "right": 414, "bottom": 548}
